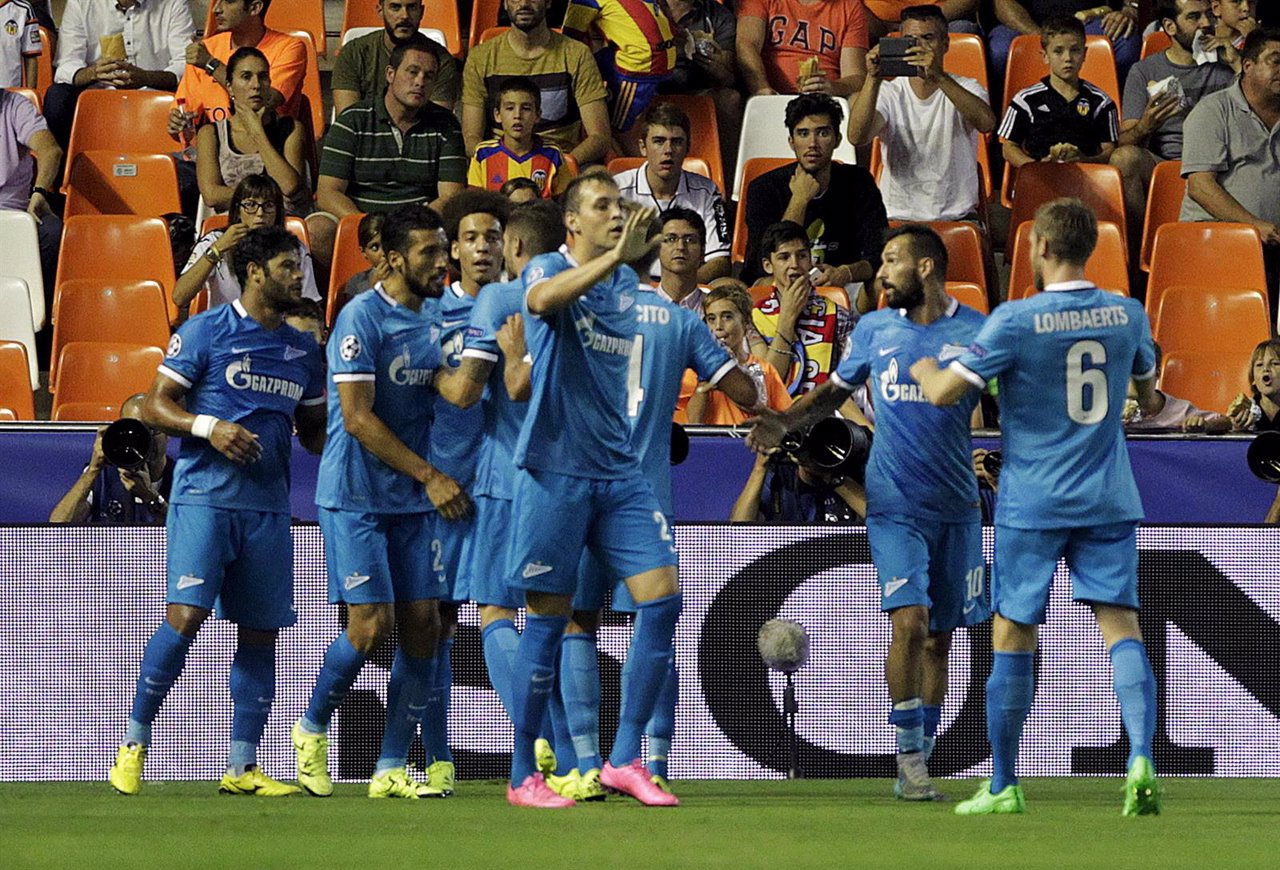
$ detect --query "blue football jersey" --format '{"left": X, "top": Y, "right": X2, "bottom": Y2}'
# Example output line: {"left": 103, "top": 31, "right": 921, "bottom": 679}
{"left": 515, "top": 247, "right": 645, "bottom": 479}
{"left": 158, "top": 299, "right": 325, "bottom": 513}
{"left": 430, "top": 282, "right": 485, "bottom": 486}
{"left": 463, "top": 278, "right": 527, "bottom": 501}
{"left": 832, "top": 300, "right": 985, "bottom": 522}
{"left": 952, "top": 284, "right": 1157, "bottom": 529}
{"left": 631, "top": 290, "right": 734, "bottom": 515}
{"left": 315, "top": 287, "right": 442, "bottom": 513}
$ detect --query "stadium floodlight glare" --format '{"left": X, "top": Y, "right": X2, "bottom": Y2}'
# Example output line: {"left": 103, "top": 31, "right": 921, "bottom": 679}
{"left": 758, "top": 619, "right": 809, "bottom": 779}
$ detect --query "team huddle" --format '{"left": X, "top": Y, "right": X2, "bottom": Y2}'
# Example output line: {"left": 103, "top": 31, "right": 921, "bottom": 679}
{"left": 105, "top": 174, "right": 1162, "bottom": 816}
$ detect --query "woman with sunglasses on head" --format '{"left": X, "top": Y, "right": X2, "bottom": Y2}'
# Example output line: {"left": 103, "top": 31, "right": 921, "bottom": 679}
{"left": 174, "top": 173, "right": 322, "bottom": 311}
{"left": 196, "top": 46, "right": 312, "bottom": 218}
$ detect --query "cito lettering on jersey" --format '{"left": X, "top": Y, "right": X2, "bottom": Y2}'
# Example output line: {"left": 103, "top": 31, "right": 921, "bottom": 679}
{"left": 1033, "top": 305, "right": 1129, "bottom": 334}
{"left": 224, "top": 355, "right": 304, "bottom": 400}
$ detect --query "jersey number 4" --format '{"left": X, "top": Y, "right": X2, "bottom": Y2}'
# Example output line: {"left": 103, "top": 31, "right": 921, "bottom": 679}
{"left": 1065, "top": 339, "right": 1108, "bottom": 425}
{"left": 627, "top": 333, "right": 645, "bottom": 418}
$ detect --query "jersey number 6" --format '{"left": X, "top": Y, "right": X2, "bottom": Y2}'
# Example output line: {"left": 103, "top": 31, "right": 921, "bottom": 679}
{"left": 1065, "top": 339, "right": 1108, "bottom": 426}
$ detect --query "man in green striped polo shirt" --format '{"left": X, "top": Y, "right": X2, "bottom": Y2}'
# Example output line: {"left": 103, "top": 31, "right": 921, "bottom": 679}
{"left": 318, "top": 34, "right": 465, "bottom": 217}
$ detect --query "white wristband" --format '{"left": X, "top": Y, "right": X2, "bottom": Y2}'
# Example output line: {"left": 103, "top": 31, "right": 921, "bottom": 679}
{"left": 191, "top": 414, "right": 219, "bottom": 440}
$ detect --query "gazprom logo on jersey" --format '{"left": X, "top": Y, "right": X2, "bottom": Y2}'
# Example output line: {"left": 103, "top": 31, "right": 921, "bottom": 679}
{"left": 878, "top": 357, "right": 927, "bottom": 403}
{"left": 574, "top": 312, "right": 634, "bottom": 357}
{"left": 224, "top": 354, "right": 304, "bottom": 400}
{"left": 388, "top": 347, "right": 433, "bottom": 386}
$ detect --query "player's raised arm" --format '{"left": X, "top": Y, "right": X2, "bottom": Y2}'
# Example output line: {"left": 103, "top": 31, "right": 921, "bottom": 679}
{"left": 744, "top": 380, "right": 852, "bottom": 454}
{"left": 910, "top": 357, "right": 978, "bottom": 407}
{"left": 142, "top": 373, "right": 262, "bottom": 465}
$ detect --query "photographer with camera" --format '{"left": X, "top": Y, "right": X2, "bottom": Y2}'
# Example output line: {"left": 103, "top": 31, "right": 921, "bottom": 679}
{"left": 746, "top": 224, "right": 990, "bottom": 801}
{"left": 49, "top": 394, "right": 172, "bottom": 525}
{"left": 730, "top": 419, "right": 870, "bottom": 523}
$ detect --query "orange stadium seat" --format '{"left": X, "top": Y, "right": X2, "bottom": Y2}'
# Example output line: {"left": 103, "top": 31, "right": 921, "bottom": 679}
{"left": 731, "top": 157, "right": 794, "bottom": 265}
{"left": 285, "top": 30, "right": 327, "bottom": 140}
{"left": 1006, "top": 162, "right": 1126, "bottom": 253}
{"left": 469, "top": 0, "right": 504, "bottom": 50}
{"left": 928, "top": 221, "right": 989, "bottom": 296}
{"left": 815, "top": 285, "right": 850, "bottom": 310}
{"left": 0, "top": 340, "right": 35, "bottom": 420}
{"left": 54, "top": 216, "right": 177, "bottom": 323}
{"left": 1153, "top": 286, "right": 1271, "bottom": 359}
{"left": 1160, "top": 349, "right": 1253, "bottom": 414}
{"left": 1141, "top": 31, "right": 1172, "bottom": 60}
{"left": 207, "top": 0, "right": 327, "bottom": 56}
{"left": 1007, "top": 219, "right": 1129, "bottom": 300}
{"left": 946, "top": 33, "right": 990, "bottom": 95}
{"left": 642, "top": 94, "right": 726, "bottom": 195}
{"left": 423, "top": 1, "right": 463, "bottom": 55}
{"left": 1146, "top": 222, "right": 1267, "bottom": 323}
{"left": 946, "top": 281, "right": 988, "bottom": 314}
{"left": 49, "top": 280, "right": 170, "bottom": 391}
{"left": 0, "top": 409, "right": 16, "bottom": 421}
{"left": 64, "top": 90, "right": 177, "bottom": 174}
{"left": 52, "top": 401, "right": 120, "bottom": 421}
{"left": 606, "top": 156, "right": 713, "bottom": 184}
{"left": 327, "top": 213, "right": 369, "bottom": 327}
{"left": 52, "top": 343, "right": 165, "bottom": 419}
{"left": 1140, "top": 161, "right": 1185, "bottom": 272}
{"left": 479, "top": 25, "right": 510, "bottom": 44}
{"left": 35, "top": 27, "right": 53, "bottom": 99}
{"left": 63, "top": 152, "right": 182, "bottom": 218}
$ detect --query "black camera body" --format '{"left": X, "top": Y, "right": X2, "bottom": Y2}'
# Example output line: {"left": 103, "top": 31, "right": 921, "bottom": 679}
{"left": 780, "top": 417, "right": 873, "bottom": 480}
{"left": 101, "top": 418, "right": 154, "bottom": 471}
{"left": 878, "top": 36, "right": 920, "bottom": 78}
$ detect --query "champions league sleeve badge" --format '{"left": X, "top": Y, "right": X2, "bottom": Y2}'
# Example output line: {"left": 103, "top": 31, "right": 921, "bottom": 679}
{"left": 339, "top": 334, "right": 362, "bottom": 362}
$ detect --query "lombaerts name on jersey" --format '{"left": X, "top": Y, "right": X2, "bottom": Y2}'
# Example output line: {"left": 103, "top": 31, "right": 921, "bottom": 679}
{"left": 224, "top": 355, "right": 304, "bottom": 400}
{"left": 1033, "top": 304, "right": 1129, "bottom": 334}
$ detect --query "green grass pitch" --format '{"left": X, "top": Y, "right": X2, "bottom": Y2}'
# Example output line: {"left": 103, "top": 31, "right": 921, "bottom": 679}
{"left": 3, "top": 779, "right": 1277, "bottom": 868}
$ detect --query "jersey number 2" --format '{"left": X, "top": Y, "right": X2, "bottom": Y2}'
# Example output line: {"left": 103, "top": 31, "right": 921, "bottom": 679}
{"left": 1065, "top": 339, "right": 1108, "bottom": 425}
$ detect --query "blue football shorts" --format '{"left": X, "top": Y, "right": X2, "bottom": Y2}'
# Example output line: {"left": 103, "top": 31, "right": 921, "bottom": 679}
{"left": 433, "top": 508, "right": 475, "bottom": 603}
{"left": 866, "top": 513, "right": 989, "bottom": 632}
{"left": 318, "top": 507, "right": 443, "bottom": 605}
{"left": 166, "top": 503, "right": 295, "bottom": 630}
{"left": 993, "top": 521, "right": 1140, "bottom": 625}
{"left": 509, "top": 468, "right": 678, "bottom": 599}
{"left": 459, "top": 494, "right": 522, "bottom": 610}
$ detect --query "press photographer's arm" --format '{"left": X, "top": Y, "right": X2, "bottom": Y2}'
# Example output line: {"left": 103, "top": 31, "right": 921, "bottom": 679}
{"left": 745, "top": 380, "right": 851, "bottom": 453}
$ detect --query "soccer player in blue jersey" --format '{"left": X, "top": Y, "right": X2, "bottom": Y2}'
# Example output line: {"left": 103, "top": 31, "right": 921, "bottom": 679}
{"left": 435, "top": 199, "right": 565, "bottom": 757}
{"left": 747, "top": 224, "right": 990, "bottom": 801}
{"left": 546, "top": 208, "right": 758, "bottom": 803}
{"left": 108, "top": 227, "right": 327, "bottom": 796}
{"left": 911, "top": 198, "right": 1164, "bottom": 817}
{"left": 292, "top": 205, "right": 470, "bottom": 800}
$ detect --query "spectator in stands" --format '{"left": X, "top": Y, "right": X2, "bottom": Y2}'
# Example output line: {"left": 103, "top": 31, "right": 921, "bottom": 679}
{"left": 0, "top": 88, "right": 61, "bottom": 313}
{"left": 1229, "top": 339, "right": 1280, "bottom": 430}
{"left": 283, "top": 297, "right": 326, "bottom": 347}
{"left": 999, "top": 17, "right": 1119, "bottom": 173}
{"left": 737, "top": 0, "right": 869, "bottom": 97}
{"left": 685, "top": 282, "right": 792, "bottom": 425}
{"left": 1124, "top": 343, "right": 1231, "bottom": 431}
{"left": 864, "top": 0, "right": 982, "bottom": 38}
{"left": 730, "top": 451, "right": 866, "bottom": 521}
{"left": 750, "top": 220, "right": 855, "bottom": 395}
{"left": 1213, "top": 0, "right": 1258, "bottom": 51}
{"left": 500, "top": 176, "right": 542, "bottom": 202}
{"left": 742, "top": 94, "right": 887, "bottom": 295}
{"left": 196, "top": 47, "right": 309, "bottom": 217}
{"left": 174, "top": 173, "right": 320, "bottom": 310}
{"left": 615, "top": 103, "right": 730, "bottom": 282}
{"left": 0, "top": 0, "right": 40, "bottom": 89}
{"left": 562, "top": 0, "right": 677, "bottom": 134}
{"left": 49, "top": 394, "right": 172, "bottom": 525}
{"left": 847, "top": 5, "right": 996, "bottom": 223}
{"left": 332, "top": 0, "right": 460, "bottom": 115}
{"left": 652, "top": 206, "right": 711, "bottom": 312}
{"left": 461, "top": 0, "right": 611, "bottom": 164}
{"left": 989, "top": 0, "right": 1141, "bottom": 88}
{"left": 1181, "top": 28, "right": 1280, "bottom": 307}
{"left": 658, "top": 0, "right": 741, "bottom": 176}
{"left": 45, "top": 0, "right": 192, "bottom": 146}
{"left": 170, "top": 0, "right": 305, "bottom": 131}
{"left": 1112, "top": 0, "right": 1236, "bottom": 240}
{"left": 468, "top": 75, "right": 572, "bottom": 197}
{"left": 340, "top": 212, "right": 386, "bottom": 301}
{"left": 318, "top": 37, "right": 465, "bottom": 218}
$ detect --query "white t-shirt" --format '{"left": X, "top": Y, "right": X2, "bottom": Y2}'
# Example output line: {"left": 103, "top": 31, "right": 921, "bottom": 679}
{"left": 614, "top": 165, "right": 730, "bottom": 279}
{"left": 875, "top": 74, "right": 987, "bottom": 222}
{"left": 185, "top": 229, "right": 321, "bottom": 310}
{"left": 0, "top": 0, "right": 41, "bottom": 89}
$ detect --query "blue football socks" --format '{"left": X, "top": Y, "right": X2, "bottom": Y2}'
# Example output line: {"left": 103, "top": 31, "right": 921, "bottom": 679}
{"left": 228, "top": 643, "right": 275, "bottom": 774}
{"left": 481, "top": 618, "right": 520, "bottom": 718}
{"left": 987, "top": 651, "right": 1035, "bottom": 793}
{"left": 561, "top": 632, "right": 602, "bottom": 773}
{"left": 377, "top": 648, "right": 432, "bottom": 773}
{"left": 510, "top": 613, "right": 568, "bottom": 785}
{"left": 300, "top": 632, "right": 366, "bottom": 734}
{"left": 421, "top": 636, "right": 454, "bottom": 765}
{"left": 922, "top": 703, "right": 942, "bottom": 762}
{"left": 125, "top": 622, "right": 194, "bottom": 746}
{"left": 890, "top": 697, "right": 925, "bottom": 755}
{"left": 545, "top": 680, "right": 575, "bottom": 776}
{"left": 1110, "top": 638, "right": 1157, "bottom": 767}
{"left": 610, "top": 593, "right": 682, "bottom": 768}
{"left": 645, "top": 653, "right": 678, "bottom": 778}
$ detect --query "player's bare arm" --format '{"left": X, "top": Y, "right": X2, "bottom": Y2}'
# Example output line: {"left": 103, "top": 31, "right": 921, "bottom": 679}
{"left": 745, "top": 380, "right": 851, "bottom": 453}
{"left": 142, "top": 373, "right": 263, "bottom": 465}
{"left": 497, "top": 314, "right": 532, "bottom": 401}
{"left": 526, "top": 207, "right": 658, "bottom": 315}
{"left": 712, "top": 366, "right": 766, "bottom": 415}
{"left": 294, "top": 402, "right": 327, "bottom": 454}
{"left": 910, "top": 357, "right": 975, "bottom": 406}
{"left": 336, "top": 380, "right": 472, "bottom": 520}
{"left": 436, "top": 357, "right": 494, "bottom": 409}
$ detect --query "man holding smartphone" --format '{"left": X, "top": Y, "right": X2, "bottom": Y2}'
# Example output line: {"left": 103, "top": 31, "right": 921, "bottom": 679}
{"left": 847, "top": 5, "right": 996, "bottom": 223}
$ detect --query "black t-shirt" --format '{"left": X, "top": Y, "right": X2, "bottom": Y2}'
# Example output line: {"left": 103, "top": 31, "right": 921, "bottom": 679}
{"left": 1026, "top": 0, "right": 1102, "bottom": 23}
{"left": 742, "top": 161, "right": 889, "bottom": 284}
{"left": 998, "top": 77, "right": 1119, "bottom": 160}
{"left": 88, "top": 458, "right": 174, "bottom": 525}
